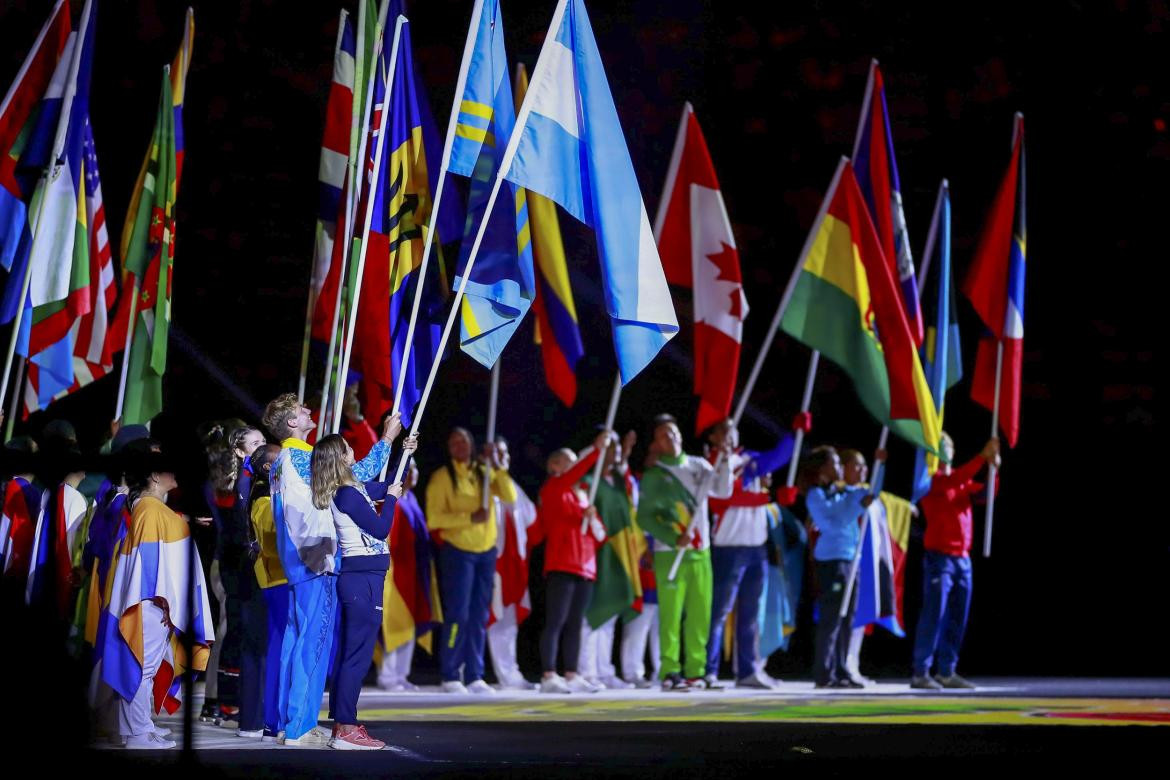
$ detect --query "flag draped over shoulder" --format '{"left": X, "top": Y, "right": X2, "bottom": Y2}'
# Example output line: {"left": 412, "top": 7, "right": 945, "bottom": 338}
{"left": 653, "top": 102, "right": 746, "bottom": 434}
{"left": 501, "top": 0, "right": 677, "bottom": 385}
{"left": 514, "top": 63, "right": 581, "bottom": 406}
{"left": 964, "top": 114, "right": 1026, "bottom": 447}
{"left": 448, "top": 0, "right": 534, "bottom": 369}
{"left": 759, "top": 503, "right": 805, "bottom": 658}
{"left": 852, "top": 60, "right": 923, "bottom": 344}
{"left": 120, "top": 70, "right": 178, "bottom": 425}
{"left": 352, "top": 17, "right": 445, "bottom": 426}
{"left": 0, "top": 0, "right": 71, "bottom": 290}
{"left": 780, "top": 159, "right": 940, "bottom": 453}
{"left": 99, "top": 497, "right": 212, "bottom": 714}
{"left": 912, "top": 182, "right": 962, "bottom": 501}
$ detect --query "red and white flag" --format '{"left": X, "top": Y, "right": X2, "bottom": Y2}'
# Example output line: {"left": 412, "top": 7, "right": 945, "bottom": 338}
{"left": 653, "top": 103, "right": 747, "bottom": 434}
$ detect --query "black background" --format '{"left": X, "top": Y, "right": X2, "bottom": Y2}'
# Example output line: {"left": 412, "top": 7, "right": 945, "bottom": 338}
{"left": 1, "top": 0, "right": 1164, "bottom": 679}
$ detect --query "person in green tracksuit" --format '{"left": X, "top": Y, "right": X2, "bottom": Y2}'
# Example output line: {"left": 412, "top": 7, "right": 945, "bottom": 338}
{"left": 637, "top": 414, "right": 733, "bottom": 691}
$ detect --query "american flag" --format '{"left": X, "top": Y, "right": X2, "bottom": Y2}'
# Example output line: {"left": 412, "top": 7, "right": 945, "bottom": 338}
{"left": 23, "top": 115, "right": 115, "bottom": 416}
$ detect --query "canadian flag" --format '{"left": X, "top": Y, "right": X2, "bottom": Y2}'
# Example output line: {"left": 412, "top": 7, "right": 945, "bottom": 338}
{"left": 653, "top": 103, "right": 747, "bottom": 434}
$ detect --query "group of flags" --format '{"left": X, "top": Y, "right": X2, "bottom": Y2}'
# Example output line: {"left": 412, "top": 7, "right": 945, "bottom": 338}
{"left": 0, "top": 1, "right": 193, "bottom": 426}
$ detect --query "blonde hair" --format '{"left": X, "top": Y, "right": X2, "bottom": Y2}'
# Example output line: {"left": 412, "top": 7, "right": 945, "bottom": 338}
{"left": 263, "top": 393, "right": 300, "bottom": 441}
{"left": 310, "top": 434, "right": 355, "bottom": 510}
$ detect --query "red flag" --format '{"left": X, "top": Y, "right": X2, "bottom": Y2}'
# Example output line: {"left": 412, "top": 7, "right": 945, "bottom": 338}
{"left": 653, "top": 103, "right": 747, "bottom": 434}
{"left": 963, "top": 114, "right": 1026, "bottom": 446}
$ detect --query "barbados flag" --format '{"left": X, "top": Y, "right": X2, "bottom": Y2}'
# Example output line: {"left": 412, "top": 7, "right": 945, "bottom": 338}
{"left": 352, "top": 16, "right": 445, "bottom": 425}
{"left": 501, "top": 0, "right": 677, "bottom": 384}
{"left": 99, "top": 496, "right": 212, "bottom": 713}
{"left": 780, "top": 159, "right": 940, "bottom": 453}
{"left": 912, "top": 181, "right": 963, "bottom": 501}
{"left": 852, "top": 60, "right": 923, "bottom": 345}
{"left": 514, "top": 63, "right": 582, "bottom": 406}
{"left": 447, "top": 0, "right": 535, "bottom": 369}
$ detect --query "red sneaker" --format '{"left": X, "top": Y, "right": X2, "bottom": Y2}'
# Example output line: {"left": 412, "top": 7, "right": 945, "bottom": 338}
{"left": 329, "top": 725, "right": 385, "bottom": 751}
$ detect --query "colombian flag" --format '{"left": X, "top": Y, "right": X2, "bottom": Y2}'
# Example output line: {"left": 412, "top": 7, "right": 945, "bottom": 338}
{"left": 780, "top": 159, "right": 940, "bottom": 453}
{"left": 514, "top": 62, "right": 582, "bottom": 406}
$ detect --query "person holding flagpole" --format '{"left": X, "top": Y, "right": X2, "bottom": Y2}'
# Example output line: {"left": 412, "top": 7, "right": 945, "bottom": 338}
{"left": 637, "top": 414, "right": 733, "bottom": 690}
{"left": 910, "top": 433, "right": 999, "bottom": 690}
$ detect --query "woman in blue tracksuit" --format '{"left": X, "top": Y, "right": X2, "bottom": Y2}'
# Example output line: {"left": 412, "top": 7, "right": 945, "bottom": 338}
{"left": 310, "top": 433, "right": 416, "bottom": 750}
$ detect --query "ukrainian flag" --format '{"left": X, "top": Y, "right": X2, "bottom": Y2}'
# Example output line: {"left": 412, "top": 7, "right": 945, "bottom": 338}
{"left": 447, "top": 0, "right": 535, "bottom": 368}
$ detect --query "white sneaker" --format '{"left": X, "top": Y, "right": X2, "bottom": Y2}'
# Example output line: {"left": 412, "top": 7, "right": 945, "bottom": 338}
{"left": 600, "top": 675, "right": 633, "bottom": 690}
{"left": 500, "top": 677, "right": 538, "bottom": 691}
{"left": 625, "top": 676, "right": 654, "bottom": 689}
{"left": 466, "top": 679, "right": 495, "bottom": 695}
{"left": 440, "top": 680, "right": 469, "bottom": 694}
{"left": 237, "top": 728, "right": 264, "bottom": 739}
{"left": 584, "top": 677, "right": 608, "bottom": 691}
{"left": 735, "top": 670, "right": 777, "bottom": 690}
{"left": 125, "top": 731, "right": 176, "bottom": 750}
{"left": 566, "top": 675, "right": 600, "bottom": 693}
{"left": 151, "top": 725, "right": 173, "bottom": 738}
{"left": 281, "top": 725, "right": 331, "bottom": 747}
{"left": 540, "top": 675, "right": 571, "bottom": 694}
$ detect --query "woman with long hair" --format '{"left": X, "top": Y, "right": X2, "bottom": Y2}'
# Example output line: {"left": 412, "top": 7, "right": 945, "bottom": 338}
{"left": 311, "top": 432, "right": 417, "bottom": 750}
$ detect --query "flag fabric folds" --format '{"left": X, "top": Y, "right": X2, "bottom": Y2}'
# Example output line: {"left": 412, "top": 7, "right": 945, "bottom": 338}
{"left": 964, "top": 114, "right": 1026, "bottom": 447}
{"left": 653, "top": 102, "right": 747, "bottom": 434}
{"left": 382, "top": 491, "right": 441, "bottom": 654}
{"left": 120, "top": 70, "right": 178, "bottom": 425}
{"left": 449, "top": 0, "right": 535, "bottom": 369}
{"left": 0, "top": 0, "right": 71, "bottom": 288}
{"left": 780, "top": 159, "right": 940, "bottom": 453}
{"left": 351, "top": 17, "right": 445, "bottom": 426}
{"left": 853, "top": 491, "right": 913, "bottom": 636}
{"left": 852, "top": 60, "right": 923, "bottom": 345}
{"left": 501, "top": 0, "right": 678, "bottom": 385}
{"left": 514, "top": 63, "right": 582, "bottom": 406}
{"left": 489, "top": 486, "right": 538, "bottom": 629}
{"left": 911, "top": 181, "right": 963, "bottom": 501}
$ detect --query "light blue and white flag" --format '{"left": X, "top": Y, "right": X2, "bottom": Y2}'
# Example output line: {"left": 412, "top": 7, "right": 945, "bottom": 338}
{"left": 500, "top": 0, "right": 677, "bottom": 384}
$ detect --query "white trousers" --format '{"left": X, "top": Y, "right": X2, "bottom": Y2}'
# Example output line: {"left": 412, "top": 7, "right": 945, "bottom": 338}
{"left": 619, "top": 604, "right": 660, "bottom": 681}
{"left": 204, "top": 560, "right": 228, "bottom": 699}
{"left": 486, "top": 617, "right": 525, "bottom": 685}
{"left": 378, "top": 640, "right": 415, "bottom": 686}
{"left": 578, "top": 616, "right": 617, "bottom": 679}
{"left": 846, "top": 626, "right": 865, "bottom": 679}
{"left": 119, "top": 601, "right": 170, "bottom": 737}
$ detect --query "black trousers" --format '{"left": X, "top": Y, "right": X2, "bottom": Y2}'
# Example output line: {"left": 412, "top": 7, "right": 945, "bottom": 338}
{"left": 540, "top": 572, "right": 594, "bottom": 673}
{"left": 813, "top": 560, "right": 859, "bottom": 686}
{"left": 237, "top": 575, "right": 268, "bottom": 732}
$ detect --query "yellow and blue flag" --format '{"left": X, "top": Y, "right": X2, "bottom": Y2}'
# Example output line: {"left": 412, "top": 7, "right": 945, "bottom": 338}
{"left": 501, "top": 0, "right": 677, "bottom": 384}
{"left": 447, "top": 0, "right": 535, "bottom": 368}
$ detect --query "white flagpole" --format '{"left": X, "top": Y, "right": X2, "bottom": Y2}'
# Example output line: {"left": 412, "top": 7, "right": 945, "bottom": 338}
{"left": 0, "top": 2, "right": 92, "bottom": 417}
{"left": 983, "top": 342, "right": 1004, "bottom": 557}
{"left": 4, "top": 358, "right": 26, "bottom": 441}
{"left": 377, "top": 0, "right": 486, "bottom": 482}
{"left": 917, "top": 180, "right": 947, "bottom": 291}
{"left": 296, "top": 10, "right": 350, "bottom": 405}
{"left": 389, "top": 0, "right": 573, "bottom": 485}
{"left": 331, "top": 15, "right": 404, "bottom": 437}
{"left": 481, "top": 358, "right": 501, "bottom": 510}
{"left": 580, "top": 375, "right": 621, "bottom": 533}
{"left": 851, "top": 59, "right": 878, "bottom": 160}
{"left": 323, "top": 0, "right": 390, "bottom": 430}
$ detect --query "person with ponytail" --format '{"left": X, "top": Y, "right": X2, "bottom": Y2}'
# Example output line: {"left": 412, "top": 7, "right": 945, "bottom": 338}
{"left": 311, "top": 432, "right": 417, "bottom": 750}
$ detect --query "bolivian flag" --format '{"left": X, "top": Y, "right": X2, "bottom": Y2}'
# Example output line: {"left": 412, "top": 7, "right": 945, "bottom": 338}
{"left": 781, "top": 159, "right": 940, "bottom": 453}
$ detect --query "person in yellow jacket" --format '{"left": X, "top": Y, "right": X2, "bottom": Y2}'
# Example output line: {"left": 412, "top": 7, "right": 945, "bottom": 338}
{"left": 426, "top": 427, "right": 516, "bottom": 694}
{"left": 247, "top": 444, "right": 288, "bottom": 740}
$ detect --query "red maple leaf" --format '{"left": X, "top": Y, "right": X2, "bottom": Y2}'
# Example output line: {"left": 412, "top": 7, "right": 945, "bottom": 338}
{"left": 706, "top": 242, "right": 745, "bottom": 320}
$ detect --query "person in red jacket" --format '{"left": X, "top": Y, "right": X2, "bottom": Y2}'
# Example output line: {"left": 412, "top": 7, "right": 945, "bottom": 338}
{"left": 537, "top": 429, "right": 613, "bottom": 694}
{"left": 911, "top": 433, "right": 1000, "bottom": 690}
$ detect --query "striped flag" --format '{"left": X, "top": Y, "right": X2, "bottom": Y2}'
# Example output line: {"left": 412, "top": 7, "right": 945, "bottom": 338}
{"left": 853, "top": 60, "right": 923, "bottom": 345}
{"left": 780, "top": 159, "right": 940, "bottom": 453}
{"left": 501, "top": 0, "right": 678, "bottom": 384}
{"left": 513, "top": 63, "right": 582, "bottom": 406}
{"left": 964, "top": 114, "right": 1026, "bottom": 447}
{"left": 308, "top": 10, "right": 358, "bottom": 345}
{"left": 23, "top": 116, "right": 116, "bottom": 414}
